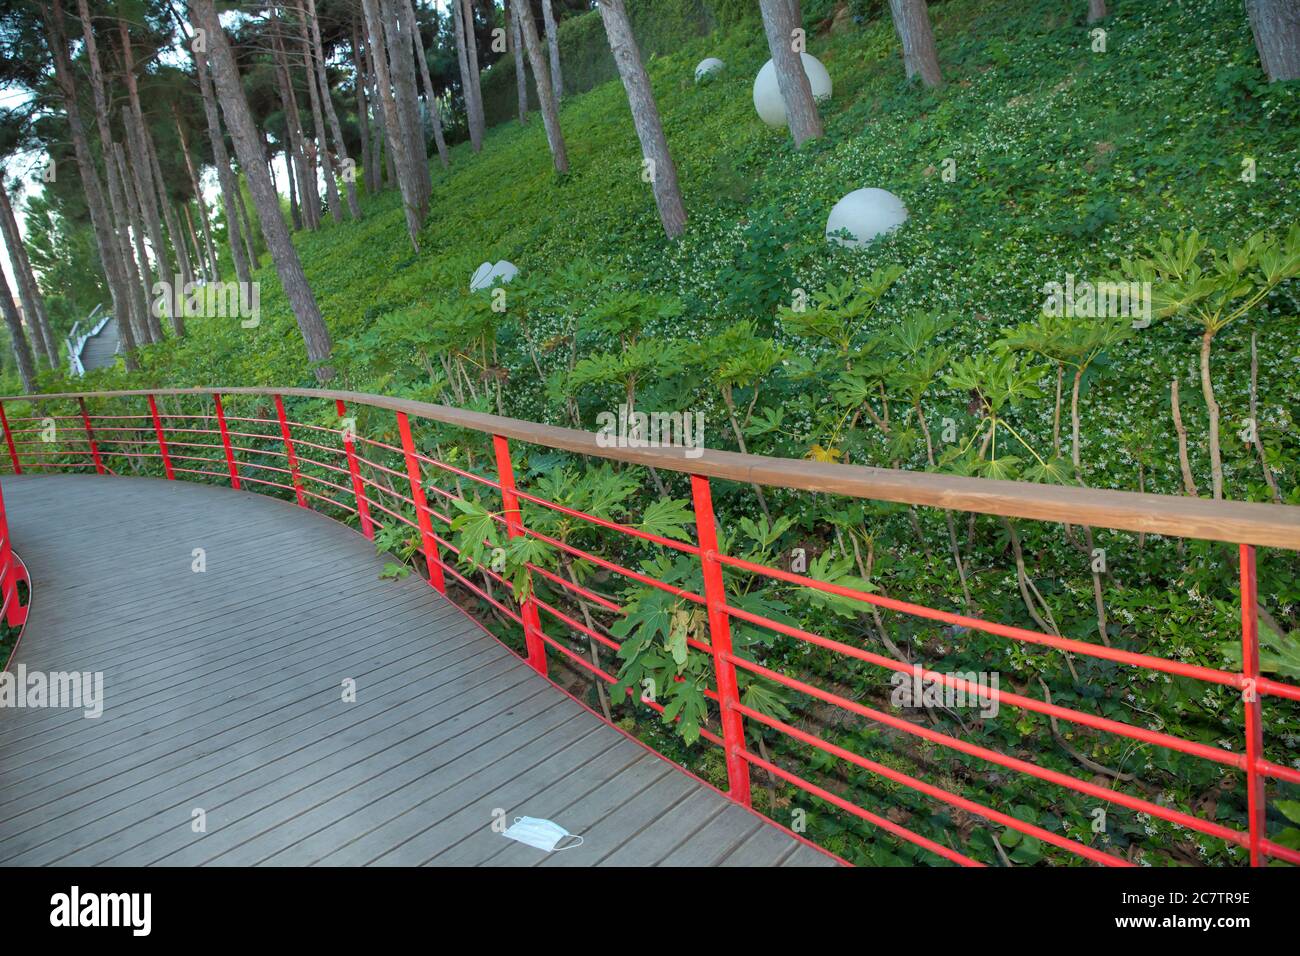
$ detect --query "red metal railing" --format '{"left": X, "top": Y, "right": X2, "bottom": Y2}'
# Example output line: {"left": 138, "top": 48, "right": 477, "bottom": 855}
{"left": 0, "top": 475, "right": 31, "bottom": 656}
{"left": 2, "top": 387, "right": 1298, "bottom": 868}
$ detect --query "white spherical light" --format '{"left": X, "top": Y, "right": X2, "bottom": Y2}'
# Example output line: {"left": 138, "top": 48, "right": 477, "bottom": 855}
{"left": 752, "top": 54, "right": 832, "bottom": 127}
{"left": 470, "top": 260, "right": 518, "bottom": 291}
{"left": 825, "top": 189, "right": 909, "bottom": 247}
{"left": 694, "top": 57, "right": 725, "bottom": 82}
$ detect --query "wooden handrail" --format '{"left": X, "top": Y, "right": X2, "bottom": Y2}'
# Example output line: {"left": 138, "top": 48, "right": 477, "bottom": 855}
{"left": 5, "top": 386, "right": 1299, "bottom": 550}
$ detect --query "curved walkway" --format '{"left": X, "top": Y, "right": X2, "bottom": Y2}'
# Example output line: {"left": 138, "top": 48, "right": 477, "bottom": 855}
{"left": 0, "top": 474, "right": 835, "bottom": 867}
{"left": 76, "top": 314, "right": 120, "bottom": 372}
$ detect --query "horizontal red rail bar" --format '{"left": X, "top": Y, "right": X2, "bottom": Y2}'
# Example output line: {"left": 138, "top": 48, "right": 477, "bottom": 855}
{"left": 725, "top": 651, "right": 1248, "bottom": 848}
{"left": 716, "top": 550, "right": 1255, "bottom": 692}
{"left": 510, "top": 484, "right": 701, "bottom": 555}
{"left": 723, "top": 602, "right": 1246, "bottom": 770}
{"left": 741, "top": 749, "right": 982, "bottom": 867}
{"left": 736, "top": 701, "right": 1132, "bottom": 866}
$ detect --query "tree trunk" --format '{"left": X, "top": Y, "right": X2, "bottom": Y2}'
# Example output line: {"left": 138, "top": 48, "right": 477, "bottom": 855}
{"left": 158, "top": 191, "right": 192, "bottom": 330}
{"left": 0, "top": 188, "right": 58, "bottom": 366}
{"left": 1246, "top": 0, "right": 1300, "bottom": 81}
{"left": 284, "top": 144, "right": 304, "bottom": 232}
{"left": 189, "top": 0, "right": 334, "bottom": 378}
{"left": 381, "top": 0, "right": 430, "bottom": 208}
{"left": 362, "top": 0, "right": 425, "bottom": 248}
{"left": 115, "top": 141, "right": 163, "bottom": 344}
{"left": 147, "top": 120, "right": 194, "bottom": 329}
{"left": 365, "top": 36, "right": 392, "bottom": 188}
{"left": 460, "top": 0, "right": 487, "bottom": 145}
{"left": 403, "top": 0, "right": 450, "bottom": 168}
{"left": 1170, "top": 377, "right": 1200, "bottom": 498}
{"left": 0, "top": 267, "right": 37, "bottom": 391}
{"left": 305, "top": 0, "right": 361, "bottom": 218}
{"left": 358, "top": 27, "right": 390, "bottom": 189}
{"left": 353, "top": 17, "right": 376, "bottom": 195}
{"left": 596, "top": 0, "right": 686, "bottom": 238}
{"left": 74, "top": 0, "right": 152, "bottom": 350}
{"left": 119, "top": 115, "right": 167, "bottom": 341}
{"left": 171, "top": 107, "right": 218, "bottom": 287}
{"left": 289, "top": 30, "right": 322, "bottom": 230}
{"left": 113, "top": 159, "right": 154, "bottom": 349}
{"left": 149, "top": 143, "right": 189, "bottom": 338}
{"left": 541, "top": 0, "right": 563, "bottom": 100}
{"left": 118, "top": 19, "right": 177, "bottom": 330}
{"left": 235, "top": 176, "right": 258, "bottom": 270}
{"left": 509, "top": 0, "right": 529, "bottom": 123}
{"left": 170, "top": 199, "right": 197, "bottom": 290}
{"left": 451, "top": 0, "right": 483, "bottom": 151}
{"left": 273, "top": 30, "right": 320, "bottom": 230}
{"left": 888, "top": 0, "right": 943, "bottom": 88}
{"left": 197, "top": 189, "right": 219, "bottom": 284}
{"left": 516, "top": 0, "right": 569, "bottom": 172}
{"left": 43, "top": 0, "right": 139, "bottom": 370}
{"left": 382, "top": 115, "right": 396, "bottom": 185}
{"left": 110, "top": 138, "right": 156, "bottom": 348}
{"left": 192, "top": 46, "right": 251, "bottom": 287}
{"left": 1087, "top": 0, "right": 1106, "bottom": 22}
{"left": 758, "top": 0, "right": 823, "bottom": 145}
{"left": 182, "top": 203, "right": 205, "bottom": 285}
{"left": 1201, "top": 328, "right": 1224, "bottom": 500}
{"left": 295, "top": 0, "right": 343, "bottom": 223}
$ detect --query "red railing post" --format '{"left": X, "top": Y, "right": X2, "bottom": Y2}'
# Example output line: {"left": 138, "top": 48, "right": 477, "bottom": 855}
{"left": 691, "top": 473, "right": 752, "bottom": 807}
{"left": 492, "top": 434, "right": 547, "bottom": 676}
{"left": 77, "top": 398, "right": 105, "bottom": 475}
{"left": 213, "top": 394, "right": 240, "bottom": 490}
{"left": 0, "top": 478, "right": 17, "bottom": 626}
{"left": 1240, "top": 543, "right": 1266, "bottom": 867}
{"left": 273, "top": 393, "right": 307, "bottom": 508}
{"left": 338, "top": 400, "right": 373, "bottom": 539}
{"left": 397, "top": 411, "right": 445, "bottom": 592}
{"left": 147, "top": 394, "right": 175, "bottom": 480}
{"left": 0, "top": 401, "right": 20, "bottom": 474}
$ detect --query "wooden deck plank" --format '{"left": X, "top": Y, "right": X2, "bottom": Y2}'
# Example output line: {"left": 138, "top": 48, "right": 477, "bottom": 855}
{"left": 312, "top": 712, "right": 597, "bottom": 866}
{"left": 0, "top": 474, "right": 838, "bottom": 867}
{"left": 0, "top": 591, "right": 464, "bottom": 763}
{"left": 718, "top": 823, "right": 805, "bottom": 866}
{"left": 6, "top": 648, "right": 521, "bottom": 866}
{"left": 596, "top": 789, "right": 730, "bottom": 866}
{"left": 252, "top": 691, "right": 567, "bottom": 866}
{"left": 120, "top": 663, "right": 539, "bottom": 867}
{"left": 783, "top": 843, "right": 841, "bottom": 867}
{"left": 482, "top": 754, "right": 670, "bottom": 867}
{"left": 656, "top": 810, "right": 764, "bottom": 867}
{"left": 0, "top": 622, "right": 476, "bottom": 822}
{"left": 0, "top": 589, "right": 443, "bottom": 753}
{"left": 372, "top": 726, "right": 626, "bottom": 866}
{"left": 424, "top": 738, "right": 646, "bottom": 867}
{"left": 228, "top": 687, "right": 563, "bottom": 867}
{"left": 536, "top": 771, "right": 700, "bottom": 867}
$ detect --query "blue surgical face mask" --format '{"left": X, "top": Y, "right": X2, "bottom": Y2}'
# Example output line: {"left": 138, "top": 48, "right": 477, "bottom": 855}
{"left": 502, "top": 816, "right": 584, "bottom": 853}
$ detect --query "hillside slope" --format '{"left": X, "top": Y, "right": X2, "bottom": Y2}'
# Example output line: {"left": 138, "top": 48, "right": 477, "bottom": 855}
{"left": 78, "top": 0, "right": 1297, "bottom": 427}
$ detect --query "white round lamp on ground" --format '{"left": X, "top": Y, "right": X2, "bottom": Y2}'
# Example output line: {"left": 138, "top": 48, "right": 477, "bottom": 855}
{"left": 825, "top": 189, "right": 909, "bottom": 247}
{"left": 470, "top": 260, "right": 519, "bottom": 291}
{"left": 695, "top": 58, "right": 725, "bottom": 82}
{"left": 753, "top": 54, "right": 832, "bottom": 127}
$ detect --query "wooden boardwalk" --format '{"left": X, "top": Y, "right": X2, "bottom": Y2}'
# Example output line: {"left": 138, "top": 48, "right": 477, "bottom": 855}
{"left": 0, "top": 474, "right": 836, "bottom": 867}
{"left": 75, "top": 315, "right": 120, "bottom": 372}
